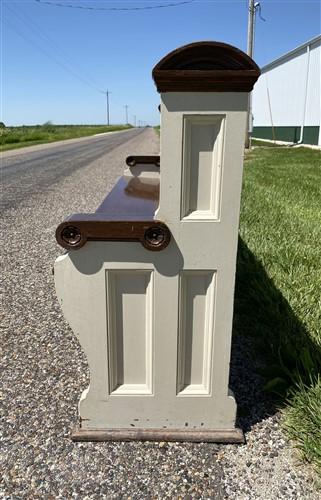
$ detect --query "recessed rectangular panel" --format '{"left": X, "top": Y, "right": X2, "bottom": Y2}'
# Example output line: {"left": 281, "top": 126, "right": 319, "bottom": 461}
{"left": 177, "top": 271, "right": 216, "bottom": 395}
{"left": 106, "top": 270, "right": 153, "bottom": 395}
{"left": 182, "top": 116, "right": 224, "bottom": 220}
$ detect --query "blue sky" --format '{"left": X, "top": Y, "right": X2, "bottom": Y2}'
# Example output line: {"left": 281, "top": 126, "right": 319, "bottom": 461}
{"left": 2, "top": 0, "right": 320, "bottom": 126}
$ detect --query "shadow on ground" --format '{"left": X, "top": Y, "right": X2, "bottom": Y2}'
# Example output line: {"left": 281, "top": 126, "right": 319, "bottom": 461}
{"left": 229, "top": 237, "right": 321, "bottom": 433}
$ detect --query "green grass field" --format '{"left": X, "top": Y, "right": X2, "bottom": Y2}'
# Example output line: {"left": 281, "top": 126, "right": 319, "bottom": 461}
{"left": 0, "top": 124, "right": 132, "bottom": 151}
{"left": 237, "top": 146, "right": 321, "bottom": 471}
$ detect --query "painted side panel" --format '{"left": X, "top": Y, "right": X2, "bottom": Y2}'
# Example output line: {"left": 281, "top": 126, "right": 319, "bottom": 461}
{"left": 181, "top": 116, "right": 224, "bottom": 220}
{"left": 106, "top": 270, "right": 153, "bottom": 395}
{"left": 177, "top": 271, "right": 216, "bottom": 395}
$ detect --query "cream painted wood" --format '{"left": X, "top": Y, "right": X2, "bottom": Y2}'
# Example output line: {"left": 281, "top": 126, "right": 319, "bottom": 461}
{"left": 157, "top": 92, "right": 248, "bottom": 406}
{"left": 106, "top": 270, "right": 153, "bottom": 395}
{"left": 54, "top": 90, "right": 248, "bottom": 437}
{"left": 55, "top": 240, "right": 236, "bottom": 430}
{"left": 157, "top": 92, "right": 248, "bottom": 224}
{"left": 177, "top": 271, "right": 216, "bottom": 396}
{"left": 181, "top": 115, "right": 224, "bottom": 220}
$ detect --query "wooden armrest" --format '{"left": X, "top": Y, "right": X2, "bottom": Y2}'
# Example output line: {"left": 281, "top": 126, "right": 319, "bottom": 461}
{"left": 55, "top": 175, "right": 170, "bottom": 251}
{"left": 126, "top": 155, "right": 160, "bottom": 167}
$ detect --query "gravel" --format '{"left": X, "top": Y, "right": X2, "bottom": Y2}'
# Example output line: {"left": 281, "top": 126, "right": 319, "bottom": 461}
{"left": 1, "top": 128, "right": 319, "bottom": 498}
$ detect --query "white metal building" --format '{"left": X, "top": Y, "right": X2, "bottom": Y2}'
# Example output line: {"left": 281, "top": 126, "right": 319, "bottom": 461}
{"left": 252, "top": 35, "right": 321, "bottom": 145}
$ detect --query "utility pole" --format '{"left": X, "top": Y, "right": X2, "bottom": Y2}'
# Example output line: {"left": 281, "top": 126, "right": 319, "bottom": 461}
{"left": 105, "top": 90, "right": 110, "bottom": 126}
{"left": 245, "top": 0, "right": 258, "bottom": 148}
{"left": 124, "top": 104, "right": 129, "bottom": 124}
{"left": 133, "top": 115, "right": 137, "bottom": 127}
{"left": 247, "top": 0, "right": 256, "bottom": 60}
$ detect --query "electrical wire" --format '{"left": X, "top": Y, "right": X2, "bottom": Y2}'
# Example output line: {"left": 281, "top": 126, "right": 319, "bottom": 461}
{"left": 4, "top": 2, "right": 104, "bottom": 93}
{"left": 2, "top": 15, "right": 105, "bottom": 93}
{"left": 34, "top": 0, "right": 196, "bottom": 11}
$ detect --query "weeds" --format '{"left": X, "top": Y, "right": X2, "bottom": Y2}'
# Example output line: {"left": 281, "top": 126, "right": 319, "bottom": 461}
{"left": 237, "top": 146, "right": 321, "bottom": 470}
{"left": 284, "top": 377, "right": 321, "bottom": 470}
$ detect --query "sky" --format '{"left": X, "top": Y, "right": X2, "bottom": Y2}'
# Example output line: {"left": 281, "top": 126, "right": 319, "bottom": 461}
{"left": 1, "top": 0, "right": 320, "bottom": 126}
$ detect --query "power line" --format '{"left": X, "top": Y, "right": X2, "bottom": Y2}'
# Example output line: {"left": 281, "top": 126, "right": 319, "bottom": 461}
{"left": 5, "top": 5, "right": 101, "bottom": 92}
{"left": 34, "top": 0, "right": 196, "bottom": 11}
{"left": 2, "top": 18, "right": 104, "bottom": 94}
{"left": 2, "top": 18, "right": 105, "bottom": 95}
{"left": 5, "top": 3, "right": 103, "bottom": 93}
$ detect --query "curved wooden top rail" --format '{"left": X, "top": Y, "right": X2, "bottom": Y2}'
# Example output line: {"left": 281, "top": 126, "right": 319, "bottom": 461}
{"left": 55, "top": 174, "right": 170, "bottom": 252}
{"left": 152, "top": 41, "right": 260, "bottom": 92}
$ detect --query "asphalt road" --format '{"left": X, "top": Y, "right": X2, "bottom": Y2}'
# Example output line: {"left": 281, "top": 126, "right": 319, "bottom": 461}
{"left": 1, "top": 128, "right": 144, "bottom": 212}
{"left": 1, "top": 126, "right": 316, "bottom": 498}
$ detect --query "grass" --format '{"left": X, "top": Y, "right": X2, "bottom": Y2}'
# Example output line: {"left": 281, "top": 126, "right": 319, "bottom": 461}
{"left": 236, "top": 145, "right": 321, "bottom": 471}
{"left": 0, "top": 123, "right": 132, "bottom": 151}
{"left": 251, "top": 138, "right": 285, "bottom": 147}
{"left": 284, "top": 378, "right": 321, "bottom": 470}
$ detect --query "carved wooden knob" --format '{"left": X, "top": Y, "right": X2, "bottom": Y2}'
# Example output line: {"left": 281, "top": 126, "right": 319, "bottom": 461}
{"left": 57, "top": 225, "right": 86, "bottom": 250}
{"left": 143, "top": 225, "right": 170, "bottom": 251}
{"left": 61, "top": 226, "right": 82, "bottom": 245}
